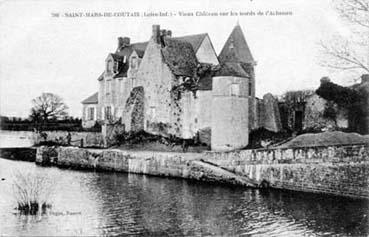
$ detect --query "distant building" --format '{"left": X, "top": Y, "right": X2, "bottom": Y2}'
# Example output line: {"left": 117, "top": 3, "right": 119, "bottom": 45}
{"left": 81, "top": 92, "right": 98, "bottom": 128}
{"left": 81, "top": 24, "right": 282, "bottom": 150}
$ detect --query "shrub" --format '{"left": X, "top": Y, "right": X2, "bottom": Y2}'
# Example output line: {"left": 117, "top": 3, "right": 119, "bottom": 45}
{"left": 12, "top": 170, "right": 55, "bottom": 215}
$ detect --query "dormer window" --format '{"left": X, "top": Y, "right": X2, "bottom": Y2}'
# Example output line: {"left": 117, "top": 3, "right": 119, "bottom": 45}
{"left": 106, "top": 59, "right": 114, "bottom": 73}
{"left": 229, "top": 39, "right": 234, "bottom": 49}
{"left": 113, "top": 61, "right": 119, "bottom": 74}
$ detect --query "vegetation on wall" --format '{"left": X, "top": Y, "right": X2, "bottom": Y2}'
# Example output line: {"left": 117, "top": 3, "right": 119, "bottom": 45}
{"left": 316, "top": 79, "right": 365, "bottom": 132}
{"left": 171, "top": 63, "right": 220, "bottom": 99}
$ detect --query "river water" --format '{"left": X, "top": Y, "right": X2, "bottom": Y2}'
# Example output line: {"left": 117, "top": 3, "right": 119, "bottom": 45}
{"left": 0, "top": 131, "right": 368, "bottom": 236}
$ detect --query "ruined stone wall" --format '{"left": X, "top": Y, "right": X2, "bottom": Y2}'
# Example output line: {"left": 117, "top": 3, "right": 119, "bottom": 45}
{"left": 261, "top": 94, "right": 282, "bottom": 132}
{"left": 211, "top": 76, "right": 249, "bottom": 151}
{"left": 134, "top": 39, "right": 182, "bottom": 137}
{"left": 101, "top": 123, "right": 126, "bottom": 147}
{"left": 33, "top": 131, "right": 104, "bottom": 148}
{"left": 303, "top": 94, "right": 348, "bottom": 131}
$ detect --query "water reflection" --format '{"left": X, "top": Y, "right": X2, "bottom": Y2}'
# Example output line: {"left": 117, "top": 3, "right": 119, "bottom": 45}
{"left": 0, "top": 158, "right": 368, "bottom": 236}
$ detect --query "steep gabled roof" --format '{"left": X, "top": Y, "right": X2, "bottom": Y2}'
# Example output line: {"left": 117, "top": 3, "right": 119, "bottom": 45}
{"left": 161, "top": 37, "right": 198, "bottom": 77}
{"left": 172, "top": 33, "right": 208, "bottom": 53}
{"left": 132, "top": 42, "right": 148, "bottom": 58}
{"left": 81, "top": 92, "right": 98, "bottom": 104}
{"left": 218, "top": 25, "right": 255, "bottom": 64}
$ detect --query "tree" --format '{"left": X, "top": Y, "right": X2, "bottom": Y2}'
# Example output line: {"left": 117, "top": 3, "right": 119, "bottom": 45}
{"left": 30, "top": 93, "right": 69, "bottom": 123}
{"left": 320, "top": 0, "right": 369, "bottom": 77}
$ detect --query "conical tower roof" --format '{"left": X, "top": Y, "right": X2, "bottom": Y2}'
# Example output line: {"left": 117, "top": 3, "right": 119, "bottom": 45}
{"left": 218, "top": 25, "right": 255, "bottom": 65}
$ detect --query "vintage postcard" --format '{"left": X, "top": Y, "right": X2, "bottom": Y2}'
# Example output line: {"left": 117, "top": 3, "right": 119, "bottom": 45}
{"left": 0, "top": 0, "right": 368, "bottom": 236}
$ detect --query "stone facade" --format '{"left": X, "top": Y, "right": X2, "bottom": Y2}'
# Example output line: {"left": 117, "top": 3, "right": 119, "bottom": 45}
{"left": 81, "top": 24, "right": 276, "bottom": 150}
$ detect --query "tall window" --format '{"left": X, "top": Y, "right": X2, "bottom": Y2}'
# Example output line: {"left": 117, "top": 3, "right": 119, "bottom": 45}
{"left": 87, "top": 107, "right": 95, "bottom": 120}
{"left": 150, "top": 106, "right": 156, "bottom": 119}
{"left": 131, "top": 56, "right": 138, "bottom": 69}
{"left": 106, "top": 59, "right": 113, "bottom": 73}
{"left": 106, "top": 80, "right": 111, "bottom": 96}
{"left": 249, "top": 82, "right": 252, "bottom": 96}
{"left": 105, "top": 106, "right": 112, "bottom": 120}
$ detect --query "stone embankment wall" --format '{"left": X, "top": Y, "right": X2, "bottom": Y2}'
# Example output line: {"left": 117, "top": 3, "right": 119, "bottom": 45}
{"left": 36, "top": 144, "right": 369, "bottom": 199}
{"left": 33, "top": 131, "right": 104, "bottom": 148}
{"left": 203, "top": 144, "right": 369, "bottom": 199}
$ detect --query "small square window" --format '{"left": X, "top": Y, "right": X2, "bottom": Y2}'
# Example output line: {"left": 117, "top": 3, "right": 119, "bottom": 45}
{"left": 231, "top": 83, "right": 240, "bottom": 96}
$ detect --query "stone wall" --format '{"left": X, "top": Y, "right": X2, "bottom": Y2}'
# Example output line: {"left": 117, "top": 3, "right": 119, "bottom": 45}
{"left": 34, "top": 131, "right": 104, "bottom": 148}
{"left": 203, "top": 144, "right": 369, "bottom": 199}
{"left": 36, "top": 143, "right": 369, "bottom": 199}
{"left": 134, "top": 38, "right": 181, "bottom": 137}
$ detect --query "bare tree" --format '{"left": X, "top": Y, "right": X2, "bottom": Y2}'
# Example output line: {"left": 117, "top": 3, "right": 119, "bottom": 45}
{"left": 30, "top": 93, "right": 69, "bottom": 122}
{"left": 320, "top": 0, "right": 369, "bottom": 76}
{"left": 336, "top": 0, "right": 369, "bottom": 29}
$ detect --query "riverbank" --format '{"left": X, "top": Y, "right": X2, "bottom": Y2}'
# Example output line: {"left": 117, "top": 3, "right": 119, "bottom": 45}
{"left": 35, "top": 144, "right": 369, "bottom": 199}
{"left": 0, "top": 147, "right": 36, "bottom": 162}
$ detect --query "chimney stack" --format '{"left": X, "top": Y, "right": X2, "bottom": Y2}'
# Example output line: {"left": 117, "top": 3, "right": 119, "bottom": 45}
{"left": 117, "top": 37, "right": 130, "bottom": 50}
{"left": 152, "top": 25, "right": 160, "bottom": 44}
{"left": 361, "top": 74, "right": 369, "bottom": 84}
{"left": 160, "top": 29, "right": 167, "bottom": 37}
{"left": 320, "top": 76, "right": 330, "bottom": 84}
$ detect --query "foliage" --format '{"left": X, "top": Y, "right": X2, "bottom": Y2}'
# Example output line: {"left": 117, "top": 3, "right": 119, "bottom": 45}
{"left": 279, "top": 90, "right": 315, "bottom": 105}
{"left": 316, "top": 79, "right": 366, "bottom": 132}
{"left": 113, "top": 130, "right": 208, "bottom": 151}
{"left": 30, "top": 93, "right": 69, "bottom": 123}
{"left": 0, "top": 116, "right": 93, "bottom": 132}
{"left": 323, "top": 102, "right": 338, "bottom": 123}
{"left": 316, "top": 80, "right": 363, "bottom": 108}
{"left": 12, "top": 170, "right": 55, "bottom": 215}
{"left": 171, "top": 63, "right": 220, "bottom": 99}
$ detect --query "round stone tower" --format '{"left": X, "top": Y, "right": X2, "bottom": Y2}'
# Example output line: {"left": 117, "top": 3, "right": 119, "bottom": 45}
{"left": 211, "top": 76, "right": 249, "bottom": 151}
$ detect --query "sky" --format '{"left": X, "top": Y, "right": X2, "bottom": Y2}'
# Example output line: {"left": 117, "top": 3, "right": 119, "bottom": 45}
{"left": 0, "top": 0, "right": 358, "bottom": 118}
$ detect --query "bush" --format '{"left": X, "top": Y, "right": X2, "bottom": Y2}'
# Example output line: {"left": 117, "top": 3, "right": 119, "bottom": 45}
{"left": 12, "top": 170, "right": 55, "bottom": 215}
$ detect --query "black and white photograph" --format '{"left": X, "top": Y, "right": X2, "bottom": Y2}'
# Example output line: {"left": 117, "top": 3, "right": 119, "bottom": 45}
{"left": 0, "top": 0, "right": 368, "bottom": 236}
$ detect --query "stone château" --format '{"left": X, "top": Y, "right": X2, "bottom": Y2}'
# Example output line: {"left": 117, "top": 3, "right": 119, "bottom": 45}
{"left": 81, "top": 24, "right": 281, "bottom": 151}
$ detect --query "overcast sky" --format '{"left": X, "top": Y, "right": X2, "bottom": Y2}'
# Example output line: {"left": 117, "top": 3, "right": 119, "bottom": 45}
{"left": 0, "top": 0, "right": 356, "bottom": 118}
